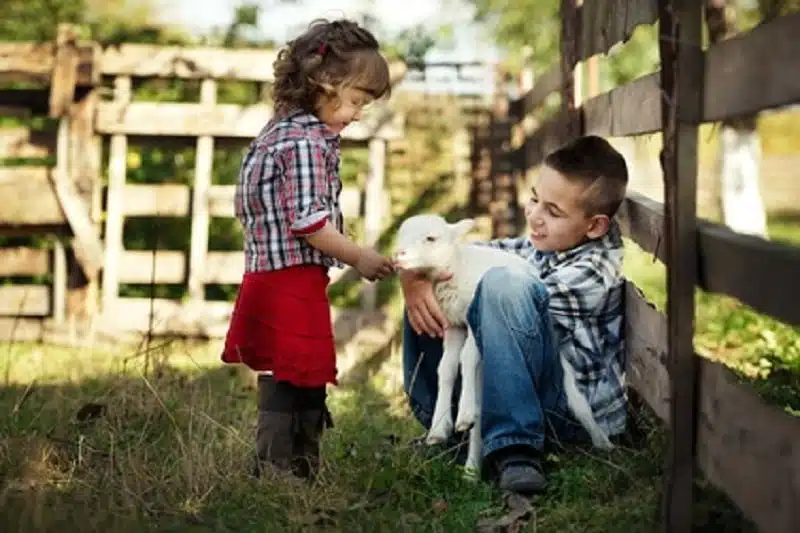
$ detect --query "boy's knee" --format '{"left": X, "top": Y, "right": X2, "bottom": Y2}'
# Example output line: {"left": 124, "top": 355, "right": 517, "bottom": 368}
{"left": 476, "top": 266, "right": 548, "bottom": 312}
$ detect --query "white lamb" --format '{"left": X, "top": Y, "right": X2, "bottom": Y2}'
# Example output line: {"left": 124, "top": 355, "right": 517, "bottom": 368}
{"left": 394, "top": 214, "right": 613, "bottom": 475}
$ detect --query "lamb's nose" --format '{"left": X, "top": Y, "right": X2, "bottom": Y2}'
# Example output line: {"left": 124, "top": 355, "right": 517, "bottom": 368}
{"left": 394, "top": 249, "right": 406, "bottom": 260}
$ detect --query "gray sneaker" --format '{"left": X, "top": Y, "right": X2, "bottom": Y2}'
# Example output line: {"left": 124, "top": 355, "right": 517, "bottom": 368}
{"left": 496, "top": 453, "right": 547, "bottom": 494}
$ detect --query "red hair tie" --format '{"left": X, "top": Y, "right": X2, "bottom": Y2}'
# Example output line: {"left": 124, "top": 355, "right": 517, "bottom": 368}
{"left": 318, "top": 43, "right": 327, "bottom": 56}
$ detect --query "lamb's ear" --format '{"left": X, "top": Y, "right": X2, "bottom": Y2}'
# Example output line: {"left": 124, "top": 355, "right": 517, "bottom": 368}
{"left": 449, "top": 218, "right": 475, "bottom": 240}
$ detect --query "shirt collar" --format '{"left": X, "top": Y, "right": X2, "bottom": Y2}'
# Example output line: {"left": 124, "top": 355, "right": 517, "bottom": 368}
{"left": 283, "top": 108, "right": 340, "bottom": 142}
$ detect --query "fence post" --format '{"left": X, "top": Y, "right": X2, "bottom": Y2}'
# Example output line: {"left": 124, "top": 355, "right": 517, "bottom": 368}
{"left": 489, "top": 69, "right": 517, "bottom": 238}
{"left": 361, "top": 136, "right": 386, "bottom": 312}
{"left": 657, "top": 1, "right": 703, "bottom": 532}
{"left": 560, "top": 0, "right": 581, "bottom": 141}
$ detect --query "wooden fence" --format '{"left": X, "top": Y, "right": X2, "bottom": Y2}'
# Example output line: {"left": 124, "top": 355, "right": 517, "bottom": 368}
{"left": 477, "top": 1, "right": 800, "bottom": 532}
{"left": 0, "top": 25, "right": 405, "bottom": 341}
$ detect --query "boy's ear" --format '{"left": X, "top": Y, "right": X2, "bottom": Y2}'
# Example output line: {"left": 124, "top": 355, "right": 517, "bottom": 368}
{"left": 449, "top": 218, "right": 475, "bottom": 239}
{"left": 586, "top": 214, "right": 610, "bottom": 240}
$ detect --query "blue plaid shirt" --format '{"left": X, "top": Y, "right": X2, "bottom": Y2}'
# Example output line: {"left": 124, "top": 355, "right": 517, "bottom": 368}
{"left": 483, "top": 221, "right": 627, "bottom": 436}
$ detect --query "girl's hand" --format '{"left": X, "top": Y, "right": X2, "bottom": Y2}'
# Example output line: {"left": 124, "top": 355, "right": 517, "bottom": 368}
{"left": 355, "top": 248, "right": 395, "bottom": 281}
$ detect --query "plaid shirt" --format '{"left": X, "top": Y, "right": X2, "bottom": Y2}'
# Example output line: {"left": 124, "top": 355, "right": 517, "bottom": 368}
{"left": 234, "top": 110, "right": 344, "bottom": 272}
{"left": 483, "top": 221, "right": 627, "bottom": 436}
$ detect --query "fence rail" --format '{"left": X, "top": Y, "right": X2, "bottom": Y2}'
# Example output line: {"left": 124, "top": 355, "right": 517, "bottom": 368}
{"left": 479, "top": 1, "right": 800, "bottom": 532}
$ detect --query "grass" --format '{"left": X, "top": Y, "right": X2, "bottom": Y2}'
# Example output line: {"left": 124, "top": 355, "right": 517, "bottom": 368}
{"left": 0, "top": 339, "right": 757, "bottom": 533}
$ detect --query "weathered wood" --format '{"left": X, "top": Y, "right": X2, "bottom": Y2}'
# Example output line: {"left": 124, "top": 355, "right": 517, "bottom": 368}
{"left": 0, "top": 317, "right": 47, "bottom": 343}
{"left": 0, "top": 128, "right": 55, "bottom": 159}
{"left": 578, "top": 0, "right": 659, "bottom": 61}
{"left": 626, "top": 280, "right": 800, "bottom": 533}
{"left": 95, "top": 101, "right": 404, "bottom": 140}
{"left": 118, "top": 250, "right": 244, "bottom": 285}
{"left": 515, "top": 111, "right": 571, "bottom": 171}
{"left": 696, "top": 360, "right": 800, "bottom": 533}
{"left": 100, "top": 296, "right": 233, "bottom": 337}
{"left": 0, "top": 247, "right": 50, "bottom": 276}
{"left": 704, "top": 11, "right": 800, "bottom": 121}
{"left": 582, "top": 73, "right": 661, "bottom": 136}
{"left": 625, "top": 282, "right": 670, "bottom": 423}
{"left": 52, "top": 239, "right": 66, "bottom": 324}
{"left": 49, "top": 24, "right": 79, "bottom": 118}
{"left": 560, "top": 0, "right": 580, "bottom": 139}
{"left": 50, "top": 117, "right": 105, "bottom": 276}
{"left": 188, "top": 79, "right": 216, "bottom": 304}
{"left": 0, "top": 167, "right": 64, "bottom": 226}
{"left": 120, "top": 183, "right": 362, "bottom": 219}
{"left": 697, "top": 221, "right": 800, "bottom": 327}
{"left": 100, "top": 44, "right": 280, "bottom": 82}
{"left": 620, "top": 192, "right": 800, "bottom": 326}
{"left": 0, "top": 285, "right": 50, "bottom": 316}
{"left": 658, "top": 1, "right": 703, "bottom": 531}
{"left": 0, "top": 42, "right": 98, "bottom": 86}
{"left": 508, "top": 65, "right": 562, "bottom": 120}
{"left": 101, "top": 76, "right": 131, "bottom": 314}
{"left": 362, "top": 137, "right": 387, "bottom": 310}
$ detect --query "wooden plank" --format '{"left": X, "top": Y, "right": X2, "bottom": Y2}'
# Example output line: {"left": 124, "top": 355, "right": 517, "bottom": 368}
{"left": 96, "top": 101, "right": 403, "bottom": 140}
{"left": 208, "top": 185, "right": 235, "bottom": 218}
{"left": 578, "top": 0, "right": 658, "bottom": 62}
{"left": 704, "top": 12, "right": 800, "bottom": 122}
{"left": 696, "top": 361, "right": 800, "bottom": 533}
{"left": 205, "top": 251, "right": 243, "bottom": 284}
{"left": 188, "top": 79, "right": 216, "bottom": 303}
{"left": 617, "top": 192, "right": 665, "bottom": 262}
{"left": 49, "top": 24, "right": 79, "bottom": 118}
{"left": 582, "top": 73, "right": 661, "bottom": 137}
{"left": 560, "top": 0, "right": 580, "bottom": 138}
{"left": 0, "top": 167, "right": 65, "bottom": 226}
{"left": 0, "top": 128, "right": 55, "bottom": 159}
{"left": 0, "top": 247, "right": 50, "bottom": 277}
{"left": 624, "top": 283, "right": 670, "bottom": 422}
{"left": 101, "top": 296, "right": 233, "bottom": 337}
{"left": 620, "top": 193, "right": 800, "bottom": 326}
{"left": 0, "top": 317, "right": 46, "bottom": 342}
{"left": 362, "top": 138, "right": 387, "bottom": 309}
{"left": 101, "top": 76, "right": 131, "bottom": 314}
{"left": 657, "top": 1, "right": 703, "bottom": 531}
{"left": 509, "top": 65, "right": 562, "bottom": 120}
{"left": 516, "top": 111, "right": 571, "bottom": 171}
{"left": 118, "top": 250, "right": 185, "bottom": 284}
{"left": 697, "top": 222, "right": 800, "bottom": 327}
{"left": 0, "top": 285, "right": 50, "bottom": 315}
{"left": 123, "top": 183, "right": 190, "bottom": 217}
{"left": 0, "top": 41, "right": 98, "bottom": 86}
{"left": 100, "top": 44, "right": 280, "bottom": 82}
{"left": 625, "top": 282, "right": 800, "bottom": 533}
{"left": 50, "top": 117, "right": 105, "bottom": 275}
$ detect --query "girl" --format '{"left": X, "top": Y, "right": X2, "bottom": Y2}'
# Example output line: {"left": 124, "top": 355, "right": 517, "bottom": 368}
{"left": 221, "top": 18, "right": 396, "bottom": 481}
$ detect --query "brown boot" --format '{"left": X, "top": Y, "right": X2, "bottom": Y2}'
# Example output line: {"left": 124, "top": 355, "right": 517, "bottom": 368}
{"left": 252, "top": 374, "right": 298, "bottom": 478}
{"left": 291, "top": 387, "right": 334, "bottom": 481}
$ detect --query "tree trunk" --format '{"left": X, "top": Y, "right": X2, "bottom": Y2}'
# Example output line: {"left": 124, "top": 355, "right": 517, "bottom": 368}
{"left": 705, "top": 0, "right": 769, "bottom": 238}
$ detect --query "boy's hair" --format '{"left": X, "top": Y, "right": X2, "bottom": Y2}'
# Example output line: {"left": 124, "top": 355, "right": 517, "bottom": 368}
{"left": 272, "top": 18, "right": 391, "bottom": 115}
{"left": 544, "top": 135, "right": 629, "bottom": 217}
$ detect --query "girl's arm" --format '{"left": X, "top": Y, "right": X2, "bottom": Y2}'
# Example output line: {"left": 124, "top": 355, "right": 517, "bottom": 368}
{"left": 304, "top": 221, "right": 363, "bottom": 266}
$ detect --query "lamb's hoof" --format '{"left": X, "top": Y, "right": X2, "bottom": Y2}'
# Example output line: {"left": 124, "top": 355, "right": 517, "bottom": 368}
{"left": 454, "top": 409, "right": 475, "bottom": 433}
{"left": 462, "top": 464, "right": 480, "bottom": 482}
{"left": 426, "top": 420, "right": 453, "bottom": 445}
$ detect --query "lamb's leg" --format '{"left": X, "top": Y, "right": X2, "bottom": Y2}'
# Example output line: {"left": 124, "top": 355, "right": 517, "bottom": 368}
{"left": 463, "top": 348, "right": 482, "bottom": 480}
{"left": 562, "top": 356, "right": 614, "bottom": 450}
{"left": 455, "top": 328, "right": 479, "bottom": 432}
{"left": 426, "top": 327, "right": 467, "bottom": 445}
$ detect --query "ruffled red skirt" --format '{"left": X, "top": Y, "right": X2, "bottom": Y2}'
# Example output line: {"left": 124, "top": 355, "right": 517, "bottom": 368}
{"left": 221, "top": 265, "right": 337, "bottom": 387}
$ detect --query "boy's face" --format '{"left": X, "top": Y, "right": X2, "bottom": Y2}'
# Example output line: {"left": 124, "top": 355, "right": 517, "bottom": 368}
{"left": 316, "top": 86, "right": 374, "bottom": 135}
{"left": 525, "top": 165, "right": 610, "bottom": 252}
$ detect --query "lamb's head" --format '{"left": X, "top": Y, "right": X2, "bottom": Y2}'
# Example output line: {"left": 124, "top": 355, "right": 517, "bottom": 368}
{"left": 393, "top": 214, "right": 475, "bottom": 275}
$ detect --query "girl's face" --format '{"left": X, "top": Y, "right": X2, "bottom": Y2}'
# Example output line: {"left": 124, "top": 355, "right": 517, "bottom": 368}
{"left": 316, "top": 86, "right": 374, "bottom": 134}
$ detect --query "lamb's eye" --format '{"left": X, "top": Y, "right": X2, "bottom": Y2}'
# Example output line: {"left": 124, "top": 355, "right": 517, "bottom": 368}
{"left": 426, "top": 236, "right": 437, "bottom": 243}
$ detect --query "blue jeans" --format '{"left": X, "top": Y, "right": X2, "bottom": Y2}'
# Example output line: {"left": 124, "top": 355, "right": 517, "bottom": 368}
{"left": 402, "top": 265, "right": 583, "bottom": 460}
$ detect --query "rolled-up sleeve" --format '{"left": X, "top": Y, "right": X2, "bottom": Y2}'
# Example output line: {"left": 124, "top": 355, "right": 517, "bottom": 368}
{"left": 278, "top": 139, "right": 332, "bottom": 236}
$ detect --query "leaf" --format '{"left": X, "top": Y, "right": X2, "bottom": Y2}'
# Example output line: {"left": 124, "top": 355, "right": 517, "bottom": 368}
{"left": 474, "top": 493, "right": 534, "bottom": 533}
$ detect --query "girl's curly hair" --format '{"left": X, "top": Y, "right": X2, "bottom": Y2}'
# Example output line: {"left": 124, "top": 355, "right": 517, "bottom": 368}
{"left": 272, "top": 18, "right": 391, "bottom": 115}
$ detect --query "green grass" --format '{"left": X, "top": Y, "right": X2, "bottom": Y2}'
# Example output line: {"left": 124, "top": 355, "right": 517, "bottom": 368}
{"left": 0, "top": 340, "right": 757, "bottom": 533}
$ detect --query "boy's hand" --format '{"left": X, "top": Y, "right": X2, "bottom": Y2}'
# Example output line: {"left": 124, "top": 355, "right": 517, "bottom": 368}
{"left": 399, "top": 270, "right": 449, "bottom": 338}
{"left": 355, "top": 248, "right": 395, "bottom": 281}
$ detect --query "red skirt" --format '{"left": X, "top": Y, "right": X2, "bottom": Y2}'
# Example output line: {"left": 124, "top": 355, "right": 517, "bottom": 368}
{"left": 221, "top": 265, "right": 337, "bottom": 387}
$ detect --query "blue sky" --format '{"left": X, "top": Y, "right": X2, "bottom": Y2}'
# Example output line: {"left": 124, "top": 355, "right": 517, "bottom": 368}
{"left": 156, "top": 0, "right": 498, "bottom": 61}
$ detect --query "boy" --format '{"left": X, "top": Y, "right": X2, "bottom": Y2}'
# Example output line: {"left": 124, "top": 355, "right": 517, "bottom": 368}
{"left": 399, "top": 135, "right": 629, "bottom": 493}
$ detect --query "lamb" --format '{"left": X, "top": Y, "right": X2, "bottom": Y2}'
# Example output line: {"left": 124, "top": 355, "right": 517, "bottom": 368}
{"left": 394, "top": 214, "right": 613, "bottom": 475}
